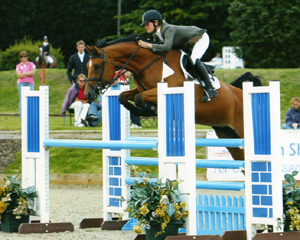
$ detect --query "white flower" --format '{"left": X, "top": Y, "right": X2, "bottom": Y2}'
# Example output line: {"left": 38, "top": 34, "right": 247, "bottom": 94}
{"left": 160, "top": 195, "right": 169, "bottom": 205}
{"left": 1, "top": 194, "right": 12, "bottom": 202}
{"left": 152, "top": 212, "right": 157, "bottom": 217}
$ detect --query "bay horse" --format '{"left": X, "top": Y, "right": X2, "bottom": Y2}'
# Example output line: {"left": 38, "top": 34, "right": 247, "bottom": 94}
{"left": 84, "top": 34, "right": 262, "bottom": 161}
{"left": 36, "top": 46, "right": 57, "bottom": 68}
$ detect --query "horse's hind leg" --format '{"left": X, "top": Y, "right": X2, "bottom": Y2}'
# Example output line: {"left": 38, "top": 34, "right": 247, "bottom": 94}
{"left": 212, "top": 126, "right": 245, "bottom": 160}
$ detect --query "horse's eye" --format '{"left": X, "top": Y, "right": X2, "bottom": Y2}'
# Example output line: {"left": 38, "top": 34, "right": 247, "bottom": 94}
{"left": 95, "top": 65, "right": 101, "bottom": 70}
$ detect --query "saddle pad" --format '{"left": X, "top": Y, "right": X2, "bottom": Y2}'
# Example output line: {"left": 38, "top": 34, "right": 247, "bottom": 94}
{"left": 179, "top": 50, "right": 221, "bottom": 90}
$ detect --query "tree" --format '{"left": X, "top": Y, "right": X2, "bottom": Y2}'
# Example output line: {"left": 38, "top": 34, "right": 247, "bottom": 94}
{"left": 228, "top": 0, "right": 300, "bottom": 68}
{"left": 119, "top": 0, "right": 232, "bottom": 61}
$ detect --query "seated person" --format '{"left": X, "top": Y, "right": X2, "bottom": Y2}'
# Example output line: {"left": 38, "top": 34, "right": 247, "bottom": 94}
{"left": 61, "top": 74, "right": 90, "bottom": 127}
{"left": 82, "top": 95, "right": 102, "bottom": 127}
{"left": 282, "top": 97, "right": 300, "bottom": 130}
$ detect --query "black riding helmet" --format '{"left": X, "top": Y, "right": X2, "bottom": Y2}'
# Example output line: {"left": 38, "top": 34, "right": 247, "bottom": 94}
{"left": 141, "top": 10, "right": 163, "bottom": 26}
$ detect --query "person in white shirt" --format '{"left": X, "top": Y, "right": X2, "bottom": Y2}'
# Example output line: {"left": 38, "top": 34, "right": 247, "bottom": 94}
{"left": 210, "top": 52, "right": 223, "bottom": 69}
{"left": 67, "top": 40, "right": 90, "bottom": 84}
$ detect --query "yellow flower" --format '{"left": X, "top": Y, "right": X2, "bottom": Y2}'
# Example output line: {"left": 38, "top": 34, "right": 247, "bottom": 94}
{"left": 133, "top": 225, "right": 143, "bottom": 234}
{"left": 180, "top": 202, "right": 186, "bottom": 208}
{"left": 175, "top": 211, "right": 182, "bottom": 220}
{"left": 174, "top": 203, "right": 180, "bottom": 210}
{"left": 0, "top": 201, "right": 7, "bottom": 213}
{"left": 155, "top": 208, "right": 165, "bottom": 217}
{"left": 287, "top": 201, "right": 294, "bottom": 205}
{"left": 161, "top": 222, "right": 167, "bottom": 230}
{"left": 139, "top": 204, "right": 149, "bottom": 215}
{"left": 182, "top": 211, "right": 189, "bottom": 218}
{"left": 163, "top": 215, "right": 170, "bottom": 224}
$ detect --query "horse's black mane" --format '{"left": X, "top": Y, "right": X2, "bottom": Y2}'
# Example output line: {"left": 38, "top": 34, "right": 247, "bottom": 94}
{"left": 230, "top": 71, "right": 265, "bottom": 89}
{"left": 96, "top": 33, "right": 143, "bottom": 48}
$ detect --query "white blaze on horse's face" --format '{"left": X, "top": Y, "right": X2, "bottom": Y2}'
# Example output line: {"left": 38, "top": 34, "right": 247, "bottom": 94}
{"left": 89, "top": 59, "right": 92, "bottom": 68}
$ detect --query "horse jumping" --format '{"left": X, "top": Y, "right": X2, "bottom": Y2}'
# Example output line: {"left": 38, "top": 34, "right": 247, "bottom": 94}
{"left": 36, "top": 46, "right": 57, "bottom": 69}
{"left": 84, "top": 34, "right": 262, "bottom": 160}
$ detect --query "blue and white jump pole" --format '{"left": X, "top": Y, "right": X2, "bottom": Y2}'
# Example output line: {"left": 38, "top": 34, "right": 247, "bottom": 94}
{"left": 21, "top": 85, "right": 50, "bottom": 223}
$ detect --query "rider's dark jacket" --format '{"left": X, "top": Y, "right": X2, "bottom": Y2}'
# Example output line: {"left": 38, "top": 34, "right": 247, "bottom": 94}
{"left": 151, "top": 22, "right": 206, "bottom": 53}
{"left": 67, "top": 52, "right": 90, "bottom": 84}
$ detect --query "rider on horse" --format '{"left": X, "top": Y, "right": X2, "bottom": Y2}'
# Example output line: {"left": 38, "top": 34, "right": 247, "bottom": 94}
{"left": 138, "top": 10, "right": 218, "bottom": 102}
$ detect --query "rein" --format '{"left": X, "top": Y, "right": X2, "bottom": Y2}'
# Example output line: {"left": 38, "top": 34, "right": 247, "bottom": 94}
{"left": 86, "top": 45, "right": 167, "bottom": 94}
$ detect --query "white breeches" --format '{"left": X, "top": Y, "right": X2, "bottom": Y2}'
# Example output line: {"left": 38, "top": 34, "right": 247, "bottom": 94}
{"left": 35, "top": 56, "right": 54, "bottom": 63}
{"left": 69, "top": 101, "right": 90, "bottom": 124}
{"left": 190, "top": 32, "right": 210, "bottom": 64}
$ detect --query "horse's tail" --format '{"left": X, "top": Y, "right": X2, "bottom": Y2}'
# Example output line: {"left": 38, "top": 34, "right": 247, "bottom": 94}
{"left": 230, "top": 71, "right": 265, "bottom": 90}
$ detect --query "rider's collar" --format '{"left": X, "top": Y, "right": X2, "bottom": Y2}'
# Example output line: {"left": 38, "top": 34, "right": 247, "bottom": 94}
{"left": 155, "top": 28, "right": 164, "bottom": 42}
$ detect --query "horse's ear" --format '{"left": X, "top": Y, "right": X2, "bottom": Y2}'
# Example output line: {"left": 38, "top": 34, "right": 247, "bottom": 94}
{"left": 91, "top": 45, "right": 103, "bottom": 56}
{"left": 96, "top": 38, "right": 107, "bottom": 47}
{"left": 86, "top": 45, "right": 92, "bottom": 54}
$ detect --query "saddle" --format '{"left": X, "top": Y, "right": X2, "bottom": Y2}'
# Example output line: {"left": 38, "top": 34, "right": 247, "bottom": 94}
{"left": 180, "top": 51, "right": 215, "bottom": 80}
{"left": 179, "top": 51, "right": 220, "bottom": 89}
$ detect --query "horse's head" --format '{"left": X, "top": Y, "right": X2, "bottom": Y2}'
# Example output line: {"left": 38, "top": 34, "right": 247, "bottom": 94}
{"left": 85, "top": 45, "right": 116, "bottom": 101}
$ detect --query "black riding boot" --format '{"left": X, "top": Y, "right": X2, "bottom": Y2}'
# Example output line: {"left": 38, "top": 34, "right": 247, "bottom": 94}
{"left": 194, "top": 59, "right": 218, "bottom": 102}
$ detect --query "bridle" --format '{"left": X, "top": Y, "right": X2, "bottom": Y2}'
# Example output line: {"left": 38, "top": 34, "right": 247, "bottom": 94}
{"left": 86, "top": 45, "right": 166, "bottom": 95}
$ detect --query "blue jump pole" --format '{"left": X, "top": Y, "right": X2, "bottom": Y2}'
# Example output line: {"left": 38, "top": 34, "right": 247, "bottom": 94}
{"left": 43, "top": 139, "right": 158, "bottom": 150}
{"left": 125, "top": 157, "right": 245, "bottom": 169}
{"left": 126, "top": 137, "right": 244, "bottom": 148}
{"left": 124, "top": 178, "right": 245, "bottom": 191}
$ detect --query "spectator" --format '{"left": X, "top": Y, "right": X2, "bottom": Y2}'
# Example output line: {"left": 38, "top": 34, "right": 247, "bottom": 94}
{"left": 62, "top": 74, "right": 90, "bottom": 127}
{"left": 16, "top": 51, "right": 36, "bottom": 118}
{"left": 210, "top": 52, "right": 222, "bottom": 69}
{"left": 82, "top": 96, "right": 102, "bottom": 127}
{"left": 282, "top": 97, "right": 300, "bottom": 130}
{"left": 114, "top": 70, "right": 142, "bottom": 128}
{"left": 67, "top": 40, "right": 90, "bottom": 84}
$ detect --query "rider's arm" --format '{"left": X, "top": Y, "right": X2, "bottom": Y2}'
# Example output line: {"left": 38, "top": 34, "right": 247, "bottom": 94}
{"left": 151, "top": 25, "right": 175, "bottom": 52}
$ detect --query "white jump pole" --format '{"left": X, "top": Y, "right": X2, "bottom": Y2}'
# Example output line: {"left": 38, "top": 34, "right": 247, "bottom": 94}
{"left": 243, "top": 81, "right": 283, "bottom": 239}
{"left": 21, "top": 85, "right": 50, "bottom": 223}
{"left": 102, "top": 84, "right": 130, "bottom": 221}
{"left": 157, "top": 81, "right": 197, "bottom": 235}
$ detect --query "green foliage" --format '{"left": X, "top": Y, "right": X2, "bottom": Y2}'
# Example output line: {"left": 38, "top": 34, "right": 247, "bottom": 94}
{"left": 0, "top": 175, "right": 37, "bottom": 217}
{"left": 0, "top": 38, "right": 64, "bottom": 71}
{"left": 228, "top": 0, "right": 300, "bottom": 68}
{"left": 120, "top": 175, "right": 188, "bottom": 235}
{"left": 283, "top": 171, "right": 300, "bottom": 231}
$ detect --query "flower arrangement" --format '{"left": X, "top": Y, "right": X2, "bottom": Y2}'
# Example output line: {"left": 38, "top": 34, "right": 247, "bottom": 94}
{"left": 0, "top": 175, "right": 37, "bottom": 220}
{"left": 282, "top": 171, "right": 300, "bottom": 231}
{"left": 120, "top": 169, "right": 189, "bottom": 236}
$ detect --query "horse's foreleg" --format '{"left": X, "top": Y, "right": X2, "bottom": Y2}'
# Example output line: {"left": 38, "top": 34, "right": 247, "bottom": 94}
{"left": 135, "top": 88, "right": 158, "bottom": 107}
{"left": 119, "top": 88, "right": 145, "bottom": 116}
{"left": 119, "top": 88, "right": 158, "bottom": 116}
